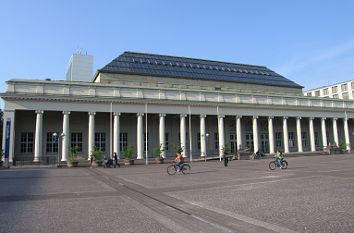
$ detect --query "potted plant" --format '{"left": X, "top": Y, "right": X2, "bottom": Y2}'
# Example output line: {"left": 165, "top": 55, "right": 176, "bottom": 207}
{"left": 338, "top": 141, "right": 347, "bottom": 154}
{"left": 122, "top": 146, "right": 134, "bottom": 165}
{"left": 154, "top": 144, "right": 165, "bottom": 164}
{"left": 175, "top": 145, "right": 183, "bottom": 155}
{"left": 67, "top": 146, "right": 79, "bottom": 167}
{"left": 91, "top": 146, "right": 103, "bottom": 167}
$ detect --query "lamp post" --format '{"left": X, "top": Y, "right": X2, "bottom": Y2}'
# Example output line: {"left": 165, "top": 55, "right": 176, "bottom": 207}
{"left": 205, "top": 133, "right": 209, "bottom": 162}
{"left": 53, "top": 132, "right": 65, "bottom": 167}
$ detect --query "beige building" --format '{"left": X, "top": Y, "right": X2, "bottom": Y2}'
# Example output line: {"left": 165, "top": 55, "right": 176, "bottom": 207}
{"left": 1, "top": 52, "right": 354, "bottom": 165}
{"left": 304, "top": 80, "right": 354, "bottom": 99}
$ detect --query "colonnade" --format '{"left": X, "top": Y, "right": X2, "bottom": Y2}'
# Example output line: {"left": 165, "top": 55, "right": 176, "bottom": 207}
{"left": 29, "top": 111, "right": 352, "bottom": 162}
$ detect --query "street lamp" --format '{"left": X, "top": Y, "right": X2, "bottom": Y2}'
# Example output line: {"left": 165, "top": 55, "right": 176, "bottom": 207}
{"left": 205, "top": 133, "right": 209, "bottom": 162}
{"left": 52, "top": 132, "right": 65, "bottom": 167}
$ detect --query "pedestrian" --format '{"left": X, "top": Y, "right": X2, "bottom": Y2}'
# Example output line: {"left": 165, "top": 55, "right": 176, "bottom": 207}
{"left": 113, "top": 152, "right": 120, "bottom": 168}
{"left": 223, "top": 149, "right": 229, "bottom": 167}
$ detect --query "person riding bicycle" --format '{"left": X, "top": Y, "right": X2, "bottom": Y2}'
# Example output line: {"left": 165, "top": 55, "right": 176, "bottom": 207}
{"left": 175, "top": 152, "right": 184, "bottom": 171}
{"left": 275, "top": 150, "right": 284, "bottom": 167}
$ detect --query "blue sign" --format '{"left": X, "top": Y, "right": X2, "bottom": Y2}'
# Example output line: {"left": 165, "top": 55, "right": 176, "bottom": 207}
{"left": 5, "top": 118, "right": 11, "bottom": 159}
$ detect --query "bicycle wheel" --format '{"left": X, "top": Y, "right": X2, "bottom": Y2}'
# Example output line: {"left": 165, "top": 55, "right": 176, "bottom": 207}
{"left": 281, "top": 160, "right": 288, "bottom": 169}
{"left": 181, "top": 164, "right": 191, "bottom": 174}
{"left": 167, "top": 165, "right": 177, "bottom": 175}
{"left": 269, "top": 161, "right": 276, "bottom": 170}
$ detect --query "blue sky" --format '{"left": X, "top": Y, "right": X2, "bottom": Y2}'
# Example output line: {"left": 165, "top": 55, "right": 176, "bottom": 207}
{"left": 1, "top": 0, "right": 354, "bottom": 100}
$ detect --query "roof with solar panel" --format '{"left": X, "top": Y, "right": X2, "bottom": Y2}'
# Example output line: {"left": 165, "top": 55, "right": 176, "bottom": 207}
{"left": 97, "top": 51, "right": 302, "bottom": 88}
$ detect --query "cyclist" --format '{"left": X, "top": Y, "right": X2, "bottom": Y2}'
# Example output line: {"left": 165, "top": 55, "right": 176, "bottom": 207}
{"left": 275, "top": 150, "right": 284, "bottom": 168}
{"left": 175, "top": 152, "right": 184, "bottom": 171}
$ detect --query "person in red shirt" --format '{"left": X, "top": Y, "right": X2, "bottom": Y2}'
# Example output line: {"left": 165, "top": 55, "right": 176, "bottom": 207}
{"left": 175, "top": 152, "right": 184, "bottom": 171}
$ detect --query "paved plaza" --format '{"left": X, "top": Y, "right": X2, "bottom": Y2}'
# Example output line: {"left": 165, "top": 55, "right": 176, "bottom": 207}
{"left": 1, "top": 154, "right": 354, "bottom": 233}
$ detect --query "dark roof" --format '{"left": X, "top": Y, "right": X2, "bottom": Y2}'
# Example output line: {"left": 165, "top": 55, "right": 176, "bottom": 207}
{"left": 98, "top": 52, "right": 303, "bottom": 88}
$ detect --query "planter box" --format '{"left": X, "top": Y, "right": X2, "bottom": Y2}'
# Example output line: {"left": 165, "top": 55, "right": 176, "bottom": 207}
{"left": 155, "top": 158, "right": 164, "bottom": 164}
{"left": 124, "top": 159, "right": 134, "bottom": 165}
{"left": 67, "top": 161, "right": 79, "bottom": 167}
{"left": 91, "top": 160, "right": 103, "bottom": 167}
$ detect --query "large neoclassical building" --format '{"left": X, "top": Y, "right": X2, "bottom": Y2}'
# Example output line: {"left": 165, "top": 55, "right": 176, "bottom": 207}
{"left": 1, "top": 52, "right": 353, "bottom": 164}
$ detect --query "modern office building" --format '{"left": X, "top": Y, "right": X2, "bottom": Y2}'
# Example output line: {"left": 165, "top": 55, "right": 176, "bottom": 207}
{"left": 66, "top": 51, "right": 93, "bottom": 82}
{"left": 1, "top": 52, "right": 354, "bottom": 165}
{"left": 304, "top": 80, "right": 354, "bottom": 99}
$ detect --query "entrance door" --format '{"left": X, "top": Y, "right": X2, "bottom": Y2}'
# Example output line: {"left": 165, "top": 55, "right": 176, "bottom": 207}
{"left": 260, "top": 133, "right": 269, "bottom": 152}
{"left": 230, "top": 133, "right": 237, "bottom": 153}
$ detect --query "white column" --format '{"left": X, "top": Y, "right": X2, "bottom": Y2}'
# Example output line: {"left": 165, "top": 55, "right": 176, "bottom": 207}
{"left": 61, "top": 111, "right": 70, "bottom": 161}
{"left": 200, "top": 115, "right": 206, "bottom": 157}
{"left": 332, "top": 118, "right": 338, "bottom": 147}
{"left": 218, "top": 115, "right": 225, "bottom": 160}
{"left": 113, "top": 112, "right": 121, "bottom": 159}
{"left": 180, "top": 114, "right": 187, "bottom": 157}
{"left": 344, "top": 117, "right": 350, "bottom": 151}
{"left": 252, "top": 116, "right": 259, "bottom": 153}
{"left": 309, "top": 117, "right": 316, "bottom": 152}
{"left": 34, "top": 110, "right": 44, "bottom": 162}
{"left": 88, "top": 112, "right": 96, "bottom": 160}
{"left": 2, "top": 110, "right": 15, "bottom": 165}
{"left": 296, "top": 117, "right": 303, "bottom": 153}
{"left": 268, "top": 116, "right": 275, "bottom": 154}
{"left": 283, "top": 117, "right": 289, "bottom": 153}
{"left": 236, "top": 116, "right": 242, "bottom": 150}
{"left": 159, "top": 113, "right": 166, "bottom": 158}
{"left": 321, "top": 118, "right": 327, "bottom": 150}
{"left": 137, "top": 113, "right": 144, "bottom": 159}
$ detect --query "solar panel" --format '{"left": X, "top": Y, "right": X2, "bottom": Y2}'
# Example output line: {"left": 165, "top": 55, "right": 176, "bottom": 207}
{"left": 99, "top": 52, "right": 302, "bottom": 88}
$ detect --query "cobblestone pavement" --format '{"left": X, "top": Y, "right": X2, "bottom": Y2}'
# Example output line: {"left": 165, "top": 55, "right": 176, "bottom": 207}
{"left": 1, "top": 154, "right": 354, "bottom": 233}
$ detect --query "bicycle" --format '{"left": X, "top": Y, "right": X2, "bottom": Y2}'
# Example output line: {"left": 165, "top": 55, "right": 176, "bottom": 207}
{"left": 269, "top": 157, "right": 288, "bottom": 170}
{"left": 252, "top": 150, "right": 266, "bottom": 159}
{"left": 167, "top": 162, "right": 191, "bottom": 175}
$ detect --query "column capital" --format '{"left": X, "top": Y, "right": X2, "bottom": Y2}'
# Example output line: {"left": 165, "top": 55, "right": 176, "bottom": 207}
{"left": 268, "top": 116, "right": 274, "bottom": 120}
{"left": 180, "top": 114, "right": 187, "bottom": 118}
{"left": 309, "top": 117, "right": 315, "bottom": 120}
{"left": 137, "top": 113, "right": 144, "bottom": 117}
{"left": 35, "top": 110, "right": 44, "bottom": 114}
{"left": 218, "top": 114, "right": 225, "bottom": 118}
{"left": 283, "top": 116, "right": 288, "bottom": 120}
{"left": 88, "top": 112, "right": 96, "bottom": 115}
{"left": 236, "top": 115, "right": 242, "bottom": 119}
{"left": 62, "top": 111, "right": 71, "bottom": 115}
{"left": 332, "top": 117, "right": 337, "bottom": 121}
{"left": 253, "top": 115, "right": 258, "bottom": 119}
{"left": 113, "top": 112, "right": 121, "bottom": 116}
{"left": 321, "top": 117, "right": 327, "bottom": 120}
{"left": 159, "top": 113, "right": 166, "bottom": 117}
{"left": 200, "top": 114, "right": 206, "bottom": 118}
{"left": 296, "top": 116, "right": 302, "bottom": 120}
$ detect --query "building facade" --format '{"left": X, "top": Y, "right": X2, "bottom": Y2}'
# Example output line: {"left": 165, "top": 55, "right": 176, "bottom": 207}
{"left": 2, "top": 52, "right": 354, "bottom": 164}
{"left": 304, "top": 80, "right": 354, "bottom": 99}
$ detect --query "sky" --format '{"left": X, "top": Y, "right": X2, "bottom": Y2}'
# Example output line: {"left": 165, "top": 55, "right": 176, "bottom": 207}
{"left": 1, "top": 0, "right": 354, "bottom": 103}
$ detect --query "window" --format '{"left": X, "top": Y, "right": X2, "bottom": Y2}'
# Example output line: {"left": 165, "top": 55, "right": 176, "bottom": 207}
{"left": 95, "top": 132, "right": 106, "bottom": 152}
{"left": 230, "top": 133, "right": 237, "bottom": 153}
{"left": 120, "top": 133, "right": 128, "bottom": 152}
{"left": 314, "top": 132, "right": 319, "bottom": 146}
{"left": 197, "top": 133, "right": 201, "bottom": 150}
{"left": 333, "top": 94, "right": 339, "bottom": 99}
{"left": 260, "top": 133, "right": 268, "bottom": 152}
{"left": 21, "top": 132, "right": 34, "bottom": 153}
{"left": 144, "top": 133, "right": 149, "bottom": 152}
{"left": 341, "top": 84, "right": 347, "bottom": 91}
{"left": 288, "top": 132, "right": 295, "bottom": 148}
{"left": 323, "top": 88, "right": 328, "bottom": 95}
{"left": 332, "top": 86, "right": 338, "bottom": 93}
{"left": 276, "top": 132, "right": 282, "bottom": 148}
{"left": 301, "top": 132, "right": 308, "bottom": 148}
{"left": 71, "top": 132, "right": 83, "bottom": 152}
{"left": 46, "top": 132, "right": 58, "bottom": 153}
{"left": 214, "top": 133, "right": 219, "bottom": 150}
{"left": 315, "top": 90, "right": 320, "bottom": 97}
{"left": 245, "top": 133, "right": 253, "bottom": 149}
{"left": 165, "top": 133, "right": 169, "bottom": 151}
{"left": 351, "top": 82, "right": 354, "bottom": 89}
{"left": 342, "top": 92, "right": 349, "bottom": 99}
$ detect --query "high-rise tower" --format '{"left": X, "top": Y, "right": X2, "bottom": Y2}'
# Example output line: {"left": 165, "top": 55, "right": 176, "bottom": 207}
{"left": 66, "top": 50, "right": 93, "bottom": 81}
